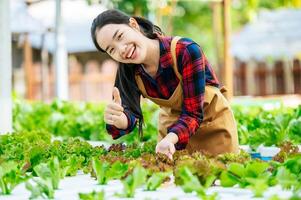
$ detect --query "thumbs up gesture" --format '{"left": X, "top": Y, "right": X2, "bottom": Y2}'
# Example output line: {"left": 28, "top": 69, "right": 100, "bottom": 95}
{"left": 104, "top": 87, "right": 128, "bottom": 129}
{"left": 113, "top": 87, "right": 122, "bottom": 105}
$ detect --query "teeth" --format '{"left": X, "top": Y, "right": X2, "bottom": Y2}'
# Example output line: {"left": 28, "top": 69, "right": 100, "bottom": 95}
{"left": 126, "top": 45, "right": 135, "bottom": 59}
{"left": 130, "top": 45, "right": 135, "bottom": 58}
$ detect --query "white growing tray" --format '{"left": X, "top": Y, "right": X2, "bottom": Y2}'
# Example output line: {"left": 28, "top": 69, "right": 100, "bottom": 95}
{"left": 0, "top": 173, "right": 293, "bottom": 200}
{"left": 2, "top": 141, "right": 293, "bottom": 199}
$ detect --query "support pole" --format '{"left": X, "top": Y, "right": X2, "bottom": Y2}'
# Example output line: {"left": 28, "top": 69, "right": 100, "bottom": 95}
{"left": 24, "top": 34, "right": 34, "bottom": 99}
{"left": 212, "top": 1, "right": 223, "bottom": 79}
{"left": 55, "top": 0, "right": 69, "bottom": 100}
{"left": 223, "top": 0, "right": 233, "bottom": 99}
{"left": 0, "top": 0, "right": 12, "bottom": 133}
{"left": 41, "top": 34, "right": 50, "bottom": 101}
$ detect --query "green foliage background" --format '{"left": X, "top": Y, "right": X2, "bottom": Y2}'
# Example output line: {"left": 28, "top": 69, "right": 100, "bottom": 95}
{"left": 103, "top": 0, "right": 301, "bottom": 65}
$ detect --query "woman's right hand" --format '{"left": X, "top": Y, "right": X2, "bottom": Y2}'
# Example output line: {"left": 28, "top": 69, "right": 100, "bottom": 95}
{"left": 104, "top": 87, "right": 128, "bottom": 129}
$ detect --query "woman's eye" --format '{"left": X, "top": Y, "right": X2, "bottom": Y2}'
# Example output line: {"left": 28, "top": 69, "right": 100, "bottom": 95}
{"left": 110, "top": 48, "right": 114, "bottom": 54}
{"left": 117, "top": 33, "right": 123, "bottom": 40}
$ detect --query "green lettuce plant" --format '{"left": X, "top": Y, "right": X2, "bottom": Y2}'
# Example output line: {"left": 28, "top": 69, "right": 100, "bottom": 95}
{"left": 0, "top": 161, "right": 29, "bottom": 195}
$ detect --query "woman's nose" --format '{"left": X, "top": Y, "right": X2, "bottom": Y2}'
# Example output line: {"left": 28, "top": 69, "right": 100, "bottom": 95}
{"left": 119, "top": 44, "right": 128, "bottom": 59}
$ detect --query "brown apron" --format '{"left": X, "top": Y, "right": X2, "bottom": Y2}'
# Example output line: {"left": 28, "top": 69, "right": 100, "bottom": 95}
{"left": 135, "top": 36, "right": 239, "bottom": 156}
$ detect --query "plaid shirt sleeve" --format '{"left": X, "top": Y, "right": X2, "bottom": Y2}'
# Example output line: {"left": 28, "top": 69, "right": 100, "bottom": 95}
{"left": 106, "top": 109, "right": 137, "bottom": 139}
{"left": 167, "top": 42, "right": 206, "bottom": 150}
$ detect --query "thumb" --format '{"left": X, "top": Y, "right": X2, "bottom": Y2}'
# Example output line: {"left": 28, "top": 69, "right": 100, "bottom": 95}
{"left": 112, "top": 87, "right": 122, "bottom": 105}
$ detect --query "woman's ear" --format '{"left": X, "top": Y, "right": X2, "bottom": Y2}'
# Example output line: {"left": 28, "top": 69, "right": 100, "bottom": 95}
{"left": 129, "top": 17, "right": 140, "bottom": 31}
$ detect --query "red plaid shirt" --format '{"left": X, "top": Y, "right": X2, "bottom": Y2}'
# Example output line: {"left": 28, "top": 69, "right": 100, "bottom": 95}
{"left": 107, "top": 36, "right": 220, "bottom": 149}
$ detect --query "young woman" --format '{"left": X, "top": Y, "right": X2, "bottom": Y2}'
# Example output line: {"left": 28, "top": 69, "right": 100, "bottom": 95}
{"left": 91, "top": 9, "right": 239, "bottom": 159}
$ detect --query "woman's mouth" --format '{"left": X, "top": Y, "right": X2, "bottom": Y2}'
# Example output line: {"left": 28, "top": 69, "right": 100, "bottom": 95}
{"left": 126, "top": 44, "right": 136, "bottom": 60}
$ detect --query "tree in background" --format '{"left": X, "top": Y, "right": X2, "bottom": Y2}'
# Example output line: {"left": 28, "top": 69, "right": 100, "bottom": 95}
{"left": 87, "top": 0, "right": 301, "bottom": 69}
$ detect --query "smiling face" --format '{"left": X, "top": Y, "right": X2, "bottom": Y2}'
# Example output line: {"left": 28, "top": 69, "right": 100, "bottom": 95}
{"left": 95, "top": 19, "right": 148, "bottom": 64}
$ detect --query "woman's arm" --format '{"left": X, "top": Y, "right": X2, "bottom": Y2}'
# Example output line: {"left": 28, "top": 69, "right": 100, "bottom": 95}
{"left": 105, "top": 63, "right": 142, "bottom": 140}
{"left": 106, "top": 109, "right": 137, "bottom": 139}
{"left": 167, "top": 40, "right": 208, "bottom": 150}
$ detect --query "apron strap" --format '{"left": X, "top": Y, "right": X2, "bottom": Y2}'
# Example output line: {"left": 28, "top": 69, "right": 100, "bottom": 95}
{"left": 170, "top": 36, "right": 182, "bottom": 81}
{"left": 171, "top": 36, "right": 206, "bottom": 82}
{"left": 135, "top": 36, "right": 183, "bottom": 98}
{"left": 135, "top": 74, "right": 147, "bottom": 97}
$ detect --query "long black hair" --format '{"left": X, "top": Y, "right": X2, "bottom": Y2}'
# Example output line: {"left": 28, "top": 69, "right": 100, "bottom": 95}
{"left": 91, "top": 9, "right": 163, "bottom": 139}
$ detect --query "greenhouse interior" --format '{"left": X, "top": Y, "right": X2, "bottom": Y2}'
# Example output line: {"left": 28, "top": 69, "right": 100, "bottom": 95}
{"left": 0, "top": 0, "right": 301, "bottom": 200}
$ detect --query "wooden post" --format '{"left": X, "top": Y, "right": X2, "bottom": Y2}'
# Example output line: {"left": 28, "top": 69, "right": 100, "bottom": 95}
{"left": 212, "top": 1, "right": 223, "bottom": 80}
{"left": 24, "top": 34, "right": 34, "bottom": 99}
{"left": 246, "top": 60, "right": 256, "bottom": 95}
{"left": 283, "top": 58, "right": 294, "bottom": 94}
{"left": 293, "top": 59, "right": 301, "bottom": 93}
{"left": 274, "top": 61, "right": 285, "bottom": 94}
{"left": 256, "top": 62, "right": 267, "bottom": 96}
{"left": 167, "top": 0, "right": 177, "bottom": 35}
{"left": 240, "top": 61, "right": 247, "bottom": 95}
{"left": 265, "top": 61, "right": 274, "bottom": 95}
{"left": 41, "top": 34, "right": 49, "bottom": 101}
{"left": 223, "top": 0, "right": 233, "bottom": 99}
